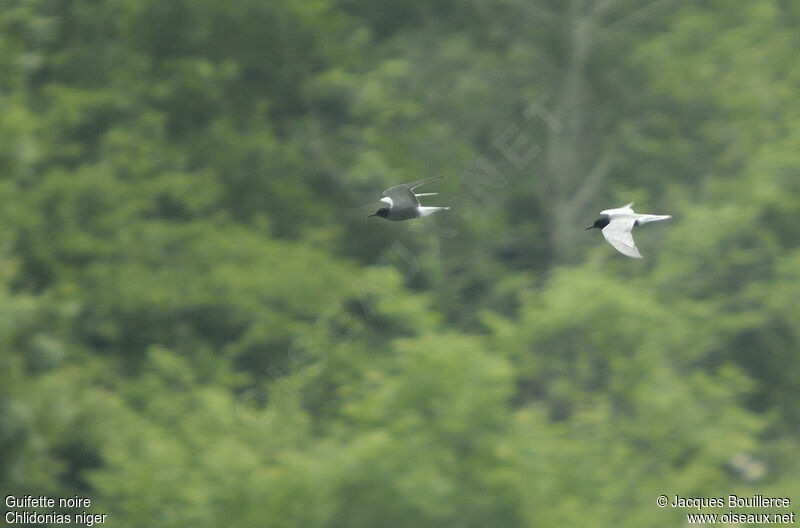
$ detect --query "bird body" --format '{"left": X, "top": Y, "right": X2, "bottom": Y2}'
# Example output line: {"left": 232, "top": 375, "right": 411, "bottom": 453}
{"left": 369, "top": 176, "right": 450, "bottom": 221}
{"left": 587, "top": 202, "right": 671, "bottom": 258}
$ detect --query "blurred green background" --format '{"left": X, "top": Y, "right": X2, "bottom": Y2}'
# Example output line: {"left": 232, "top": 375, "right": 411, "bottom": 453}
{"left": 2, "top": 0, "right": 799, "bottom": 526}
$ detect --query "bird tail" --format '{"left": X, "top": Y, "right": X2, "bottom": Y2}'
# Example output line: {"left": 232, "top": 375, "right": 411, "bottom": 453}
{"left": 414, "top": 193, "right": 438, "bottom": 197}
{"left": 636, "top": 214, "right": 672, "bottom": 225}
{"left": 417, "top": 206, "right": 450, "bottom": 217}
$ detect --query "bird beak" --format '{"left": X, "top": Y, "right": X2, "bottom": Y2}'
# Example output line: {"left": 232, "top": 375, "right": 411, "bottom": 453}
{"left": 585, "top": 225, "right": 594, "bottom": 230}
{"left": 367, "top": 212, "right": 377, "bottom": 217}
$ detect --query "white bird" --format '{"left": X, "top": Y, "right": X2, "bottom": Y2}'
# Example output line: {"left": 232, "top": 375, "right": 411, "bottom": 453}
{"left": 586, "top": 202, "right": 671, "bottom": 258}
{"left": 368, "top": 176, "right": 450, "bottom": 221}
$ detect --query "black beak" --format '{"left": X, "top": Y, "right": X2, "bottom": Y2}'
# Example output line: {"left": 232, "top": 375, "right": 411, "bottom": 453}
{"left": 585, "top": 225, "right": 595, "bottom": 230}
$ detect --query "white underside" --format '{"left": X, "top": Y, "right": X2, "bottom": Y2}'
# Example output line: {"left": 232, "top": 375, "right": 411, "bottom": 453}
{"left": 601, "top": 213, "right": 671, "bottom": 258}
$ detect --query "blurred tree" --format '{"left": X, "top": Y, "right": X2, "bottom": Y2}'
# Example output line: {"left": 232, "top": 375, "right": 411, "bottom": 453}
{"left": 1, "top": 0, "right": 799, "bottom": 526}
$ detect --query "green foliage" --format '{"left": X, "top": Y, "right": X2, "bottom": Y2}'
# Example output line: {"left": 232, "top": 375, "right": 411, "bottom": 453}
{"left": 1, "top": 0, "right": 799, "bottom": 526}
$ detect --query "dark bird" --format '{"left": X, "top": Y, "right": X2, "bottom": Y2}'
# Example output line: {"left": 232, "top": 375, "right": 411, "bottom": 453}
{"left": 368, "top": 176, "right": 450, "bottom": 221}
{"left": 586, "top": 202, "right": 671, "bottom": 258}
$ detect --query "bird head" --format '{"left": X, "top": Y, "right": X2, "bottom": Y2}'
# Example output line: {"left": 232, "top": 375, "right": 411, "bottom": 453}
{"left": 368, "top": 208, "right": 390, "bottom": 219}
{"left": 585, "top": 216, "right": 611, "bottom": 230}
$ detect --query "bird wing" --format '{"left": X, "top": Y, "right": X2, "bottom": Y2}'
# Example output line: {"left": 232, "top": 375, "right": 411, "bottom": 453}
{"left": 600, "top": 202, "right": 635, "bottom": 217}
{"left": 601, "top": 216, "right": 642, "bottom": 258}
{"left": 406, "top": 176, "right": 444, "bottom": 191}
{"left": 381, "top": 185, "right": 419, "bottom": 208}
{"left": 381, "top": 176, "right": 443, "bottom": 209}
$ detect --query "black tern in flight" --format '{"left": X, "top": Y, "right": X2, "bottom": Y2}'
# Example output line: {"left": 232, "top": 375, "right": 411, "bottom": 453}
{"left": 368, "top": 176, "right": 450, "bottom": 221}
{"left": 586, "top": 202, "right": 671, "bottom": 258}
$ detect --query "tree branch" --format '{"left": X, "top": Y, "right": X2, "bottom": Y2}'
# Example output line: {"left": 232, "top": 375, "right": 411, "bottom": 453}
{"left": 569, "top": 151, "right": 614, "bottom": 212}
{"left": 604, "top": 0, "right": 684, "bottom": 32}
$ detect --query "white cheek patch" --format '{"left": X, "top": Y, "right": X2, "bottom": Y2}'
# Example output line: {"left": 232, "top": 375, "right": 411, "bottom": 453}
{"left": 380, "top": 197, "right": 393, "bottom": 207}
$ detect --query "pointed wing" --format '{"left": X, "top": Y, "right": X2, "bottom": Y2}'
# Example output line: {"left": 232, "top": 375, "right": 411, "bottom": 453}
{"left": 406, "top": 176, "right": 443, "bottom": 191}
{"left": 600, "top": 202, "right": 635, "bottom": 217}
{"left": 381, "top": 176, "right": 443, "bottom": 209}
{"left": 601, "top": 216, "right": 643, "bottom": 258}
